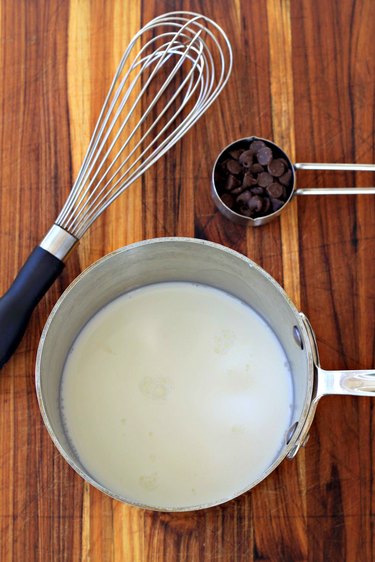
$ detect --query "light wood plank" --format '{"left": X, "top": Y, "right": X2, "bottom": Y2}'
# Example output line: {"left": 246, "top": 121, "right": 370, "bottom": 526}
{"left": 266, "top": 0, "right": 301, "bottom": 308}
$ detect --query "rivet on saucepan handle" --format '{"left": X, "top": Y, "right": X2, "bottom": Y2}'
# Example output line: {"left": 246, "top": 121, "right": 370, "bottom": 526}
{"left": 293, "top": 325, "right": 304, "bottom": 349}
{"left": 285, "top": 421, "right": 298, "bottom": 445}
{"left": 285, "top": 421, "right": 310, "bottom": 458}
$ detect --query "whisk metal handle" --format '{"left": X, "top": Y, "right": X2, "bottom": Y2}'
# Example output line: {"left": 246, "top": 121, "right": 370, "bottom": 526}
{"left": 0, "top": 247, "right": 65, "bottom": 367}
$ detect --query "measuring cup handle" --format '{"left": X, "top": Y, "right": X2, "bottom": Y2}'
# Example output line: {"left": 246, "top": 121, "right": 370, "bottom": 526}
{"left": 295, "top": 187, "right": 375, "bottom": 195}
{"left": 293, "top": 163, "right": 375, "bottom": 194}
{"left": 316, "top": 367, "right": 375, "bottom": 398}
{"left": 294, "top": 163, "right": 375, "bottom": 171}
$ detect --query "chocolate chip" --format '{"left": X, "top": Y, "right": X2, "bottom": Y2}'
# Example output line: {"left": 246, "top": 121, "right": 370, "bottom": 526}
{"left": 268, "top": 159, "right": 285, "bottom": 177}
{"left": 250, "top": 163, "right": 264, "bottom": 174}
{"left": 214, "top": 171, "right": 225, "bottom": 186}
{"left": 279, "top": 169, "right": 292, "bottom": 186}
{"left": 257, "top": 172, "right": 273, "bottom": 187}
{"left": 226, "top": 159, "right": 243, "bottom": 175}
{"left": 228, "top": 148, "right": 244, "bottom": 159}
{"left": 250, "top": 140, "right": 266, "bottom": 152}
{"left": 267, "top": 182, "right": 284, "bottom": 199}
{"left": 225, "top": 174, "right": 241, "bottom": 191}
{"left": 239, "top": 150, "right": 254, "bottom": 168}
{"left": 257, "top": 147, "right": 273, "bottom": 166}
{"left": 239, "top": 207, "right": 252, "bottom": 217}
{"left": 248, "top": 195, "right": 263, "bottom": 212}
{"left": 220, "top": 193, "right": 234, "bottom": 208}
{"left": 271, "top": 198, "right": 285, "bottom": 212}
{"left": 250, "top": 186, "right": 264, "bottom": 195}
{"left": 262, "top": 197, "right": 271, "bottom": 213}
{"left": 243, "top": 172, "right": 257, "bottom": 187}
{"left": 218, "top": 159, "right": 229, "bottom": 172}
{"left": 231, "top": 185, "right": 247, "bottom": 195}
{"left": 236, "top": 190, "right": 252, "bottom": 204}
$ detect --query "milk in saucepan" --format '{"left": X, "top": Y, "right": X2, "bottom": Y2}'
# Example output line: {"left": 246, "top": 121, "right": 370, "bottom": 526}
{"left": 61, "top": 282, "right": 293, "bottom": 508}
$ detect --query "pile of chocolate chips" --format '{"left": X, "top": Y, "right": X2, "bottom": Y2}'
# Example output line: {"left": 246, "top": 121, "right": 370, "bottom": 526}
{"left": 214, "top": 138, "right": 293, "bottom": 218}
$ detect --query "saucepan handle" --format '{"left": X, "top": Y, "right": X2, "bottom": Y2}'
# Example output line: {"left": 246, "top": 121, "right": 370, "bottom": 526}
{"left": 316, "top": 367, "right": 375, "bottom": 398}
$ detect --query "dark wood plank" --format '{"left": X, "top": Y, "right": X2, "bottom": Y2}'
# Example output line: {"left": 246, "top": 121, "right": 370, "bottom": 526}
{"left": 292, "top": 1, "right": 375, "bottom": 561}
{"left": 0, "top": 1, "right": 83, "bottom": 561}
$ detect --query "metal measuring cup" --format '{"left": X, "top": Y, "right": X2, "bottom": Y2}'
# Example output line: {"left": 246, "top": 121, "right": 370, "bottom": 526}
{"left": 211, "top": 136, "right": 375, "bottom": 226}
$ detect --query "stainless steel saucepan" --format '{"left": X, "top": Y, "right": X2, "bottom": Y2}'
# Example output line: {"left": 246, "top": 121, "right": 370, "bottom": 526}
{"left": 36, "top": 238, "right": 375, "bottom": 511}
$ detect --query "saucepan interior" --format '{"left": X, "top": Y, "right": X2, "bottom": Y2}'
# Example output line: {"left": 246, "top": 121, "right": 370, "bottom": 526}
{"left": 36, "top": 237, "right": 314, "bottom": 511}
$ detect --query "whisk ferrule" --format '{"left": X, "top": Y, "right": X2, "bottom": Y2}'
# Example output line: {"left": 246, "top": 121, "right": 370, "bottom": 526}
{"left": 40, "top": 225, "right": 79, "bottom": 261}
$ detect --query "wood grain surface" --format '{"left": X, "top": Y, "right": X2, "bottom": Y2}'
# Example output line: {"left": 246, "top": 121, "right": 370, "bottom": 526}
{"left": 0, "top": 1, "right": 374, "bottom": 560}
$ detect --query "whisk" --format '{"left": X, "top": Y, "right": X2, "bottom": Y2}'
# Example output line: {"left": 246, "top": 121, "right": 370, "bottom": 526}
{"left": 0, "top": 11, "right": 233, "bottom": 367}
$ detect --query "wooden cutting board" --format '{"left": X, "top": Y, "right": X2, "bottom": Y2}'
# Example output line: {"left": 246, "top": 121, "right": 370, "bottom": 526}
{"left": 0, "top": 1, "right": 374, "bottom": 560}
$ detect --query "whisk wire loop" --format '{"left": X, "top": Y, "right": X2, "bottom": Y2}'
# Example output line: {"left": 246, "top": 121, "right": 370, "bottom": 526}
{"left": 68, "top": 48, "right": 206, "bottom": 233}
{"left": 56, "top": 12, "right": 232, "bottom": 238}
{"left": 64, "top": 32, "right": 205, "bottom": 233}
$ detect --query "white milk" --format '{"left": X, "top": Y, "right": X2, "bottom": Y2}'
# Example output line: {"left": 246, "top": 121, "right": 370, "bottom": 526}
{"left": 61, "top": 282, "right": 293, "bottom": 509}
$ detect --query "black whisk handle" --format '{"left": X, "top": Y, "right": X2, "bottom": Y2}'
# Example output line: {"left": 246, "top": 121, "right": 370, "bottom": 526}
{"left": 0, "top": 246, "right": 64, "bottom": 368}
